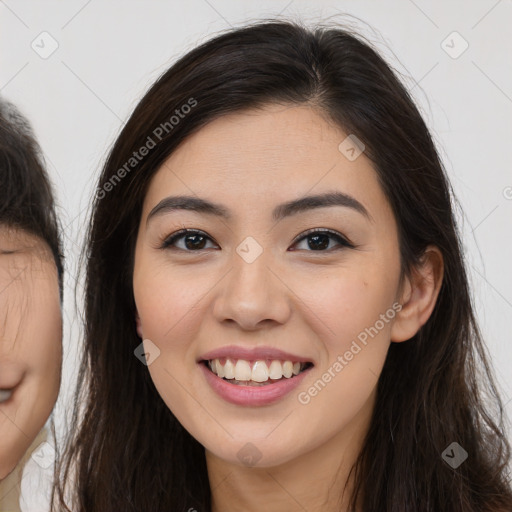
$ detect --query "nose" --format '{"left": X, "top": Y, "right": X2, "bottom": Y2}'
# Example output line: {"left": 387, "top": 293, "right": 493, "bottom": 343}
{"left": 212, "top": 245, "right": 291, "bottom": 330}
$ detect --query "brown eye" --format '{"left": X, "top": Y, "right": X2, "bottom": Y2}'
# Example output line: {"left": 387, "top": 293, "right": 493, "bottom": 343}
{"left": 161, "top": 229, "right": 217, "bottom": 251}
{"left": 160, "top": 228, "right": 353, "bottom": 253}
{"left": 290, "top": 229, "right": 353, "bottom": 252}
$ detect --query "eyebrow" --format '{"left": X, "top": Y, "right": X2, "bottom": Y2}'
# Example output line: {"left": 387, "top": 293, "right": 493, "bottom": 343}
{"left": 146, "top": 191, "right": 373, "bottom": 226}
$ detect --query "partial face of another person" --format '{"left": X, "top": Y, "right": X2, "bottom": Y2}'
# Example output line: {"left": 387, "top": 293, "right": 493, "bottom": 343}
{"left": 0, "top": 225, "right": 62, "bottom": 479}
{"left": 132, "top": 104, "right": 413, "bottom": 468}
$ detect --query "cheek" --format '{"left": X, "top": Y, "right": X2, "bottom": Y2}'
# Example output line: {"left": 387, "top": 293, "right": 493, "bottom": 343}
{"left": 134, "top": 263, "right": 209, "bottom": 344}
{"left": 289, "top": 262, "right": 400, "bottom": 439}
{"left": 19, "top": 286, "right": 62, "bottom": 426}
{"left": 133, "top": 263, "right": 212, "bottom": 410}
{"left": 30, "top": 296, "right": 62, "bottom": 395}
{"left": 295, "top": 258, "right": 400, "bottom": 357}
{"left": 23, "top": 271, "right": 62, "bottom": 375}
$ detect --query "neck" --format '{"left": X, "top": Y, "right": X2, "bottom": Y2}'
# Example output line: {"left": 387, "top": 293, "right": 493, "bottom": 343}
{"left": 206, "top": 389, "right": 375, "bottom": 512}
{"left": 0, "top": 457, "right": 23, "bottom": 512}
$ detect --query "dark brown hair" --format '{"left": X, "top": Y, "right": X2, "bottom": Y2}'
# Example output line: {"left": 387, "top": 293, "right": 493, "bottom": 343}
{"left": 0, "top": 98, "right": 64, "bottom": 299}
{"left": 53, "top": 19, "right": 512, "bottom": 511}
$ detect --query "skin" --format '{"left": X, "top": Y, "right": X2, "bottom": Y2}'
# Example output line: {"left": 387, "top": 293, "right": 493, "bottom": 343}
{"left": 133, "top": 103, "right": 443, "bottom": 511}
{"left": 0, "top": 225, "right": 62, "bottom": 481}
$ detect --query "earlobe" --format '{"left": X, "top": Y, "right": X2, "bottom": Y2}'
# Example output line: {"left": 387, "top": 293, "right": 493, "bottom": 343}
{"left": 390, "top": 245, "right": 444, "bottom": 343}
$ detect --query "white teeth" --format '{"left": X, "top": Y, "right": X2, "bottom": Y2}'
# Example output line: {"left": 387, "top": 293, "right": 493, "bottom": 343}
{"left": 0, "top": 389, "right": 13, "bottom": 403}
{"left": 207, "top": 358, "right": 308, "bottom": 382}
{"left": 234, "top": 360, "right": 252, "bottom": 381}
{"left": 251, "top": 361, "right": 269, "bottom": 382}
{"left": 224, "top": 359, "right": 235, "bottom": 379}
{"left": 268, "top": 360, "right": 283, "bottom": 380}
{"left": 215, "top": 359, "right": 225, "bottom": 378}
{"left": 282, "top": 361, "right": 293, "bottom": 378}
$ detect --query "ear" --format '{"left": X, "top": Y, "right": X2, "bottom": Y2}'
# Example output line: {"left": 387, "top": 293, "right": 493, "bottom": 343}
{"left": 135, "top": 311, "right": 143, "bottom": 339}
{"left": 390, "top": 245, "right": 444, "bottom": 343}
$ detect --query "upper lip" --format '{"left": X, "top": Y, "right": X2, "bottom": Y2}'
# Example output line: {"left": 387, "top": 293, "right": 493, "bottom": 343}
{"left": 198, "top": 345, "right": 313, "bottom": 364}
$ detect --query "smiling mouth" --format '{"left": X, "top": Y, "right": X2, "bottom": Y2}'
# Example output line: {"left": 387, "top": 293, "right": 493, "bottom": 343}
{"left": 202, "top": 358, "right": 314, "bottom": 386}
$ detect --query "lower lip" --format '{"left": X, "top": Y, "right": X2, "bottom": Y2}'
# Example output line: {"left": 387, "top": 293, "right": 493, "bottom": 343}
{"left": 199, "top": 362, "right": 312, "bottom": 406}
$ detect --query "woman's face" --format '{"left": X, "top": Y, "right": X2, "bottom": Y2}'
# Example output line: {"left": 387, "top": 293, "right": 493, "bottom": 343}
{"left": 0, "top": 225, "right": 62, "bottom": 479}
{"left": 133, "top": 104, "right": 405, "bottom": 468}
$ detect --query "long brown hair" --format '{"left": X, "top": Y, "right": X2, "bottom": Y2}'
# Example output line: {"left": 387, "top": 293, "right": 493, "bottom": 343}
{"left": 52, "top": 19, "right": 512, "bottom": 511}
{"left": 0, "top": 98, "right": 64, "bottom": 297}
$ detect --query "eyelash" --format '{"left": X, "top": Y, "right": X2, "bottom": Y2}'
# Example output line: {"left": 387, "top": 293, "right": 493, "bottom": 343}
{"left": 160, "top": 227, "right": 354, "bottom": 252}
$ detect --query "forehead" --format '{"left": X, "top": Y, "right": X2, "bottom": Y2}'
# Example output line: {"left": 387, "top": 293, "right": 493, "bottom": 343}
{"left": 142, "top": 104, "right": 389, "bottom": 222}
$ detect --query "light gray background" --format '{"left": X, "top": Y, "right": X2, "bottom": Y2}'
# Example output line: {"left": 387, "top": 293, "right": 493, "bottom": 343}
{"left": 1, "top": 1, "right": 511, "bottom": 509}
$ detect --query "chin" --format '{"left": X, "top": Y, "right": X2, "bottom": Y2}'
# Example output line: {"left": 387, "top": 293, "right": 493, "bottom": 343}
{"left": 204, "top": 437, "right": 300, "bottom": 469}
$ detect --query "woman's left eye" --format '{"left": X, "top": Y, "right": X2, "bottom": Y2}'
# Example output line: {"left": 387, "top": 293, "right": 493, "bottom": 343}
{"left": 290, "top": 229, "right": 354, "bottom": 252}
{"left": 160, "top": 228, "right": 353, "bottom": 252}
